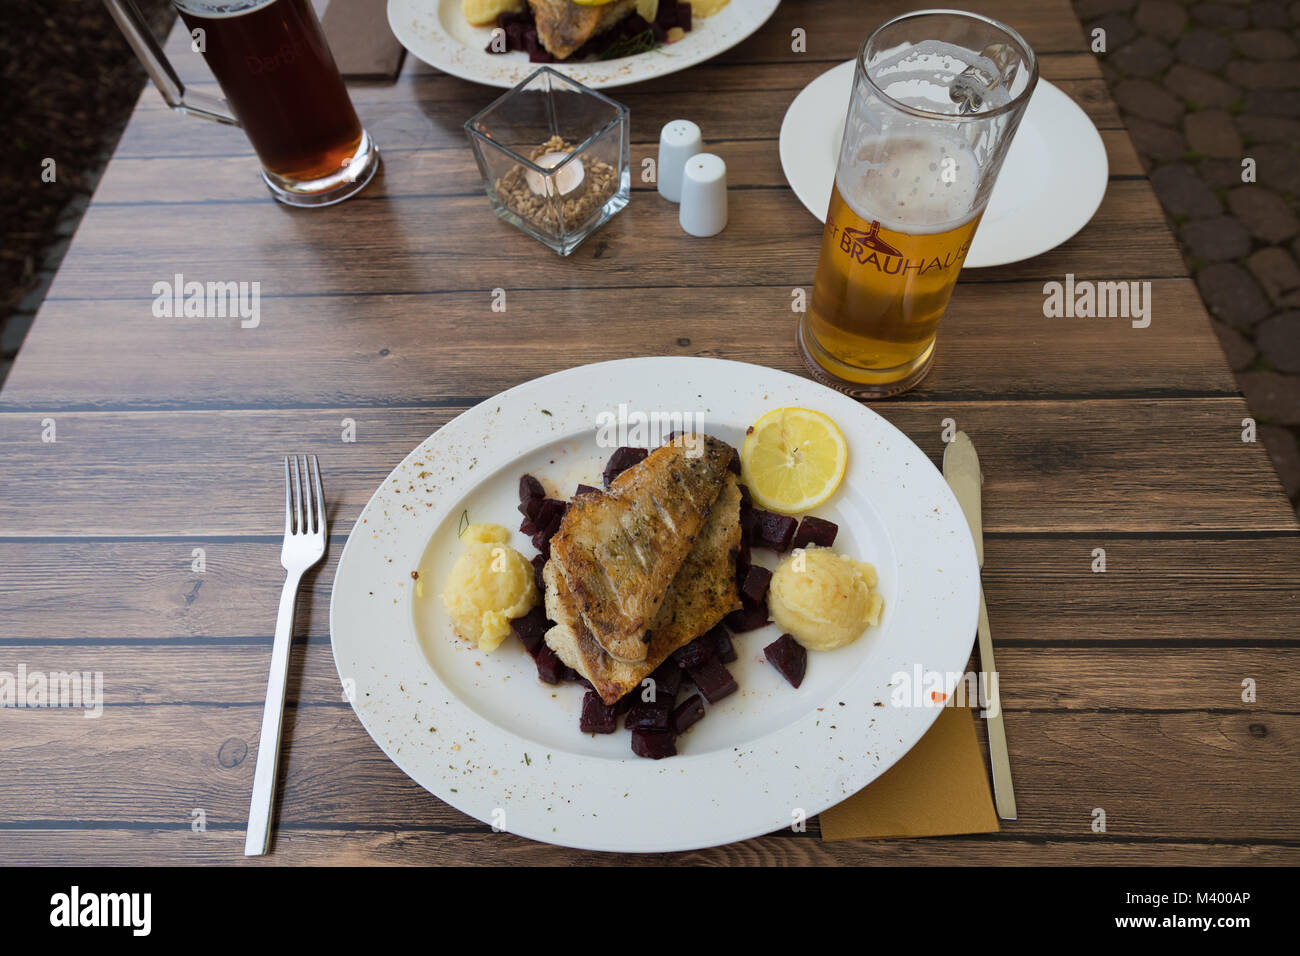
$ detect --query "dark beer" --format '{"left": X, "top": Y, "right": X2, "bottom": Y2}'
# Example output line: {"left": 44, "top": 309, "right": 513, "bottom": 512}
{"left": 177, "top": 0, "right": 363, "bottom": 183}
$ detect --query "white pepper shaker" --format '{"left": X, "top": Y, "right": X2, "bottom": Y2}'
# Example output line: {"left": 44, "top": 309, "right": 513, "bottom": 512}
{"left": 657, "top": 119, "right": 703, "bottom": 203}
{"left": 678, "top": 153, "right": 728, "bottom": 237}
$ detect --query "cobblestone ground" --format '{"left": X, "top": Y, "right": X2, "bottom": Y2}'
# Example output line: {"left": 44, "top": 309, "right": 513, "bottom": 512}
{"left": 1074, "top": 0, "right": 1300, "bottom": 519}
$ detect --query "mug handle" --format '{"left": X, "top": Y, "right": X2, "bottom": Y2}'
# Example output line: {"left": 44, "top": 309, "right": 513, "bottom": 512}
{"left": 103, "top": 0, "right": 239, "bottom": 126}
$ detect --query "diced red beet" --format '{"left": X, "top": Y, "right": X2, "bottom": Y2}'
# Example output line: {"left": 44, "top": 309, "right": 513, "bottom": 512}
{"left": 534, "top": 498, "right": 567, "bottom": 536}
{"left": 711, "top": 626, "right": 738, "bottom": 664}
{"left": 531, "top": 529, "right": 552, "bottom": 560}
{"left": 648, "top": 660, "right": 682, "bottom": 700}
{"left": 734, "top": 547, "right": 751, "bottom": 590}
{"left": 764, "top": 634, "right": 807, "bottom": 689}
{"left": 671, "top": 693, "right": 706, "bottom": 734}
{"left": 741, "top": 564, "right": 772, "bottom": 603}
{"left": 752, "top": 510, "right": 798, "bottom": 551}
{"left": 725, "top": 596, "right": 769, "bottom": 633}
{"left": 738, "top": 483, "right": 752, "bottom": 507}
{"left": 602, "top": 446, "right": 648, "bottom": 488}
{"left": 519, "top": 473, "right": 544, "bottom": 505}
{"left": 631, "top": 729, "right": 677, "bottom": 759}
{"left": 511, "top": 605, "right": 550, "bottom": 656}
{"left": 624, "top": 698, "right": 672, "bottom": 732}
{"left": 678, "top": 2, "right": 691, "bottom": 31}
{"left": 656, "top": 0, "right": 678, "bottom": 28}
{"left": 687, "top": 656, "right": 737, "bottom": 703}
{"left": 613, "top": 690, "right": 638, "bottom": 715}
{"left": 534, "top": 644, "right": 564, "bottom": 684}
{"left": 579, "top": 690, "right": 617, "bottom": 733}
{"left": 528, "top": 47, "right": 554, "bottom": 63}
{"left": 672, "top": 632, "right": 715, "bottom": 669}
{"left": 791, "top": 516, "right": 839, "bottom": 551}
{"left": 518, "top": 494, "right": 544, "bottom": 523}
{"left": 531, "top": 553, "right": 546, "bottom": 592}
{"left": 574, "top": 483, "right": 600, "bottom": 497}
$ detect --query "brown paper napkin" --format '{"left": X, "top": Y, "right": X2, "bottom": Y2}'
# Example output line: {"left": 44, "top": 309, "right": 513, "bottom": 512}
{"left": 819, "top": 706, "right": 1000, "bottom": 841}
{"left": 322, "top": 0, "right": 406, "bottom": 79}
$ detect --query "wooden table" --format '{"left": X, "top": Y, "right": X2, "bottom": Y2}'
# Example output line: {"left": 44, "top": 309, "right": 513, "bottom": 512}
{"left": 2, "top": 0, "right": 1296, "bottom": 865}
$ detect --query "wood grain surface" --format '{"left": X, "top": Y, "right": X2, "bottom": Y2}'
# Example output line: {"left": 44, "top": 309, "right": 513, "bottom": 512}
{"left": 0, "top": 0, "right": 1296, "bottom": 866}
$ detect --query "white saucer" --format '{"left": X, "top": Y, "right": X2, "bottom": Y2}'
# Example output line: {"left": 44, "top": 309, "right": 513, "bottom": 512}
{"left": 778, "top": 61, "right": 1109, "bottom": 268}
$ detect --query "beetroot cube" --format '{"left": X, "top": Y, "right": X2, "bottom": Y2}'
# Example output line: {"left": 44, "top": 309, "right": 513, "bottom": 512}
{"left": 531, "top": 553, "right": 546, "bottom": 592}
{"left": 574, "top": 483, "right": 600, "bottom": 497}
{"left": 531, "top": 529, "right": 552, "bottom": 560}
{"left": 753, "top": 510, "right": 797, "bottom": 551}
{"left": 613, "top": 690, "right": 638, "bottom": 715}
{"left": 687, "top": 656, "right": 737, "bottom": 703}
{"left": 672, "top": 633, "right": 715, "bottom": 669}
{"left": 764, "top": 634, "right": 807, "bottom": 689}
{"left": 678, "top": 2, "right": 691, "bottom": 31}
{"left": 791, "top": 516, "right": 839, "bottom": 551}
{"left": 519, "top": 473, "right": 544, "bottom": 505}
{"left": 741, "top": 565, "right": 772, "bottom": 603}
{"left": 580, "top": 691, "right": 617, "bottom": 733}
{"left": 602, "top": 446, "right": 648, "bottom": 488}
{"left": 534, "top": 498, "right": 567, "bottom": 537}
{"left": 738, "top": 483, "right": 752, "bottom": 508}
{"left": 511, "top": 605, "right": 550, "bottom": 656}
{"left": 625, "top": 698, "right": 671, "bottom": 732}
{"left": 656, "top": 0, "right": 678, "bottom": 28}
{"left": 711, "top": 626, "right": 737, "bottom": 663}
{"left": 631, "top": 729, "right": 677, "bottom": 759}
{"left": 725, "top": 597, "right": 769, "bottom": 633}
{"left": 535, "top": 644, "right": 564, "bottom": 684}
{"left": 672, "top": 693, "right": 706, "bottom": 734}
{"left": 649, "top": 660, "right": 682, "bottom": 700}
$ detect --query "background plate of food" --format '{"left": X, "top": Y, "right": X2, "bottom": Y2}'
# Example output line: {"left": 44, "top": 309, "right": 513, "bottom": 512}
{"left": 330, "top": 357, "right": 980, "bottom": 853}
{"left": 388, "top": 0, "right": 781, "bottom": 89}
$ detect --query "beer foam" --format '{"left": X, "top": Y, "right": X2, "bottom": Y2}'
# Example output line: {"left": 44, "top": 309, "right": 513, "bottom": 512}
{"left": 837, "top": 134, "right": 984, "bottom": 234}
{"left": 174, "top": 0, "right": 278, "bottom": 17}
{"left": 870, "top": 40, "right": 1014, "bottom": 114}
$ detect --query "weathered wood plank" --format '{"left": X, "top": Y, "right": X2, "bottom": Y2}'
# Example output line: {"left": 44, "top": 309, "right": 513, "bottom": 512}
{"left": 2, "top": 280, "right": 1233, "bottom": 409}
{"left": 0, "top": 401, "right": 1290, "bottom": 537}
{"left": 0, "top": 705, "right": 1294, "bottom": 841}
{"left": 41, "top": 182, "right": 1183, "bottom": 307}
{"left": 0, "top": 828, "right": 1292, "bottom": 867}
{"left": 1, "top": 640, "right": 1294, "bottom": 712}
{"left": 2, "top": 535, "right": 1295, "bottom": 646}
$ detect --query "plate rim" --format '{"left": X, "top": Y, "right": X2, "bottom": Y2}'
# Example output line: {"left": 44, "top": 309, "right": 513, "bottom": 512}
{"left": 387, "top": 0, "right": 783, "bottom": 90}
{"left": 778, "top": 60, "right": 1109, "bottom": 268}
{"left": 329, "top": 356, "right": 980, "bottom": 853}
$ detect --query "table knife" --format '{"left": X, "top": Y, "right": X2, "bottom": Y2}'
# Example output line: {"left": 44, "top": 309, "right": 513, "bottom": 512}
{"left": 943, "top": 431, "right": 1018, "bottom": 821}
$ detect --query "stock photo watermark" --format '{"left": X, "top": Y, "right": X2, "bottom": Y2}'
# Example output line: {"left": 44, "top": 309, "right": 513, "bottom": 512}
{"left": 0, "top": 665, "right": 102, "bottom": 718}
{"left": 151, "top": 273, "right": 260, "bottom": 328}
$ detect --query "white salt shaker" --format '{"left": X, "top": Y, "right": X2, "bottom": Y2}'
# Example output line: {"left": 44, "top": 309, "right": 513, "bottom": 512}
{"left": 657, "top": 119, "right": 703, "bottom": 203}
{"left": 678, "top": 153, "right": 727, "bottom": 237}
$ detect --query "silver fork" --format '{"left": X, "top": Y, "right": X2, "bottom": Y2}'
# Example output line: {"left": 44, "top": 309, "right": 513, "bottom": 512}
{"left": 244, "top": 455, "right": 326, "bottom": 857}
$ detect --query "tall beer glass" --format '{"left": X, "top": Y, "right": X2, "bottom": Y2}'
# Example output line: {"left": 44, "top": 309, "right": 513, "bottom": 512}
{"left": 104, "top": 0, "right": 379, "bottom": 206}
{"left": 800, "top": 10, "right": 1037, "bottom": 397}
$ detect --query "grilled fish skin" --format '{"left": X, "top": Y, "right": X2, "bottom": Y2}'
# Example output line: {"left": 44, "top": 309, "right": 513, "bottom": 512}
{"left": 544, "top": 473, "right": 743, "bottom": 703}
{"left": 549, "top": 434, "right": 735, "bottom": 662}
{"left": 526, "top": 0, "right": 636, "bottom": 60}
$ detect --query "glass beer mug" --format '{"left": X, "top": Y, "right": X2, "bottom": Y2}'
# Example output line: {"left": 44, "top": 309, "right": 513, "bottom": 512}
{"left": 105, "top": 0, "right": 380, "bottom": 206}
{"left": 800, "top": 10, "right": 1037, "bottom": 397}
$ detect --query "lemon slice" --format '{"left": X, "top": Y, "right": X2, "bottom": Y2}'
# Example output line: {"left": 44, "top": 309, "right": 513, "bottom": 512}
{"left": 740, "top": 408, "right": 848, "bottom": 514}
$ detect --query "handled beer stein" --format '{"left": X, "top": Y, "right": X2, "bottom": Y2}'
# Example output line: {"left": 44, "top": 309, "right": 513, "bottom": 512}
{"left": 104, "top": 0, "right": 380, "bottom": 207}
{"left": 801, "top": 9, "right": 1037, "bottom": 397}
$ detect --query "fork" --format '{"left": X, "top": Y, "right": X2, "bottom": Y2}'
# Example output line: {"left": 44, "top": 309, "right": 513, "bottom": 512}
{"left": 244, "top": 455, "right": 326, "bottom": 857}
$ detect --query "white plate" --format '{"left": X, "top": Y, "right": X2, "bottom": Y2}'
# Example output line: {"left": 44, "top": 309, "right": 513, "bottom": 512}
{"left": 388, "top": 0, "right": 781, "bottom": 89}
{"left": 330, "top": 357, "right": 979, "bottom": 853}
{"left": 779, "top": 60, "right": 1109, "bottom": 268}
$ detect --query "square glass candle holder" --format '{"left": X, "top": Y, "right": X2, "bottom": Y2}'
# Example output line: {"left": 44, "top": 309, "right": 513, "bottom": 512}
{"left": 465, "top": 67, "right": 630, "bottom": 256}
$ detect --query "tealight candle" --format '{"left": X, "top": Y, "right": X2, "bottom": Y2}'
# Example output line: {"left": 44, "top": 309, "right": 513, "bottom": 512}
{"left": 525, "top": 150, "right": 585, "bottom": 197}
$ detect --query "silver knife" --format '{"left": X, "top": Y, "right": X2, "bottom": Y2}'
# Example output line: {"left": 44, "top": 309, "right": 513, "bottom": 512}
{"left": 943, "top": 431, "right": 1017, "bottom": 820}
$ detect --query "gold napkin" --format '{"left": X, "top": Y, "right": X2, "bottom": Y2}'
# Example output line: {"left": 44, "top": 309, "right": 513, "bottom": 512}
{"left": 819, "top": 706, "right": 1000, "bottom": 841}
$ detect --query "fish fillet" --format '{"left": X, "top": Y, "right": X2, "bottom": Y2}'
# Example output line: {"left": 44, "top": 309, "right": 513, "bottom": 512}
{"left": 549, "top": 434, "right": 734, "bottom": 663}
{"left": 544, "top": 474, "right": 743, "bottom": 703}
{"left": 526, "top": 0, "right": 636, "bottom": 60}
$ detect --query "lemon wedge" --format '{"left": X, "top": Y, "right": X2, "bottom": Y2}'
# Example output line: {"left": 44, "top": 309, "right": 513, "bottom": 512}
{"left": 740, "top": 408, "right": 848, "bottom": 514}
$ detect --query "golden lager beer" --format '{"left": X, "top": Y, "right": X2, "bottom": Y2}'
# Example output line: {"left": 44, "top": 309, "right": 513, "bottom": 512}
{"left": 798, "top": 10, "right": 1037, "bottom": 397}
{"left": 804, "top": 134, "right": 985, "bottom": 392}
